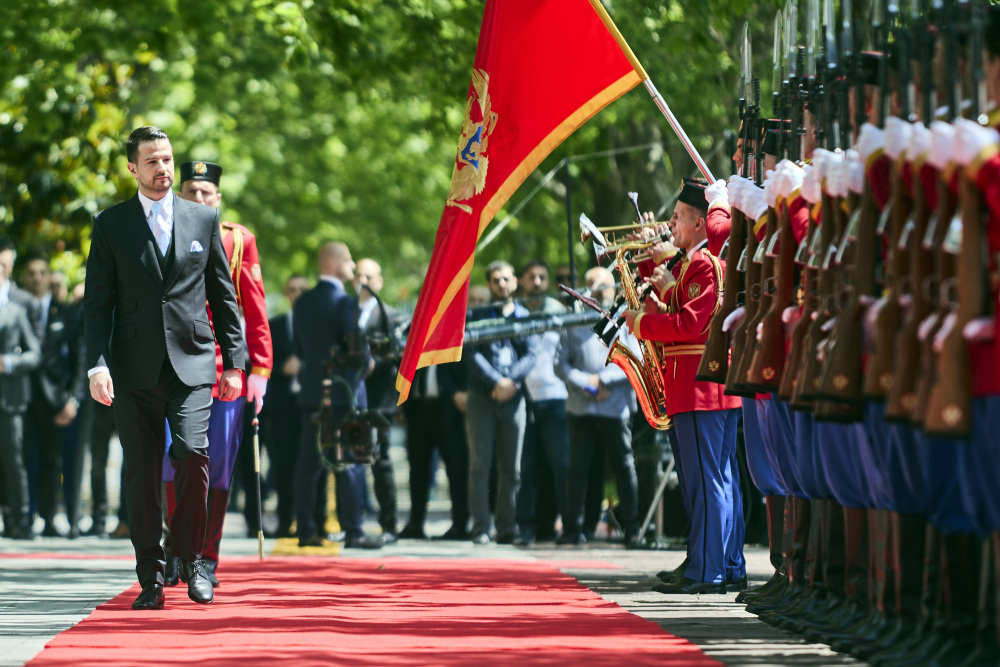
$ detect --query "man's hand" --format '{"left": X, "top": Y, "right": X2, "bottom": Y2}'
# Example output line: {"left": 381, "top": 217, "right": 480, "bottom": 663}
{"left": 649, "top": 264, "right": 676, "bottom": 295}
{"left": 453, "top": 391, "right": 468, "bottom": 413}
{"left": 623, "top": 309, "right": 641, "bottom": 335}
{"left": 54, "top": 399, "right": 78, "bottom": 426}
{"left": 491, "top": 377, "right": 517, "bottom": 402}
{"left": 90, "top": 372, "right": 114, "bottom": 406}
{"left": 0, "top": 356, "right": 5, "bottom": 373}
{"left": 595, "top": 386, "right": 611, "bottom": 402}
{"left": 219, "top": 369, "right": 243, "bottom": 401}
{"left": 282, "top": 355, "right": 301, "bottom": 377}
{"left": 246, "top": 375, "right": 268, "bottom": 414}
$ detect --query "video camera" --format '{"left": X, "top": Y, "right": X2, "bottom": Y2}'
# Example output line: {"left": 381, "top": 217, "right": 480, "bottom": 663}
{"left": 318, "top": 407, "right": 391, "bottom": 471}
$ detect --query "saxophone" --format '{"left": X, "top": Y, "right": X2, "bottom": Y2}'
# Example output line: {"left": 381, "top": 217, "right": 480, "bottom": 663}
{"left": 605, "top": 244, "right": 673, "bottom": 430}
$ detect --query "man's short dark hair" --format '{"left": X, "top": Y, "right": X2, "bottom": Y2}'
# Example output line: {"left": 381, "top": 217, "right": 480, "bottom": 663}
{"left": 286, "top": 273, "right": 308, "bottom": 283}
{"left": 485, "top": 260, "right": 513, "bottom": 281}
{"left": 126, "top": 126, "right": 170, "bottom": 164}
{"left": 21, "top": 249, "right": 50, "bottom": 266}
{"left": 518, "top": 258, "right": 549, "bottom": 277}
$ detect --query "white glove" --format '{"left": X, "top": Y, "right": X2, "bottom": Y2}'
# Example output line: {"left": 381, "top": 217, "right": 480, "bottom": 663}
{"left": 801, "top": 163, "right": 821, "bottom": 204}
{"left": 846, "top": 149, "right": 865, "bottom": 194}
{"left": 728, "top": 176, "right": 746, "bottom": 211}
{"left": 705, "top": 178, "right": 729, "bottom": 208}
{"left": 780, "top": 160, "right": 805, "bottom": 197}
{"left": 827, "top": 157, "right": 851, "bottom": 199}
{"left": 929, "top": 121, "right": 956, "bottom": 170}
{"left": 744, "top": 183, "right": 768, "bottom": 221}
{"left": 857, "top": 123, "right": 885, "bottom": 165}
{"left": 247, "top": 374, "right": 268, "bottom": 415}
{"left": 883, "top": 117, "right": 912, "bottom": 160}
{"left": 906, "top": 122, "right": 932, "bottom": 163}
{"left": 954, "top": 118, "right": 1000, "bottom": 167}
{"left": 811, "top": 148, "right": 836, "bottom": 194}
{"left": 963, "top": 316, "right": 996, "bottom": 342}
{"left": 762, "top": 169, "right": 778, "bottom": 208}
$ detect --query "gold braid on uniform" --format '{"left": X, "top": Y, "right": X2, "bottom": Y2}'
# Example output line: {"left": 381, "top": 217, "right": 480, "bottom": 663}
{"left": 668, "top": 249, "right": 724, "bottom": 337}
{"left": 223, "top": 222, "right": 245, "bottom": 304}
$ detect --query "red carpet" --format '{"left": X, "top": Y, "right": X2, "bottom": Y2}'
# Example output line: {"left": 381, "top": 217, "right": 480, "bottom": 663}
{"left": 27, "top": 556, "right": 721, "bottom": 666}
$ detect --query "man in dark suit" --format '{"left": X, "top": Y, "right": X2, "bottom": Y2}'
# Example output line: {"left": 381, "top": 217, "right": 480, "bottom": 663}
{"left": 260, "top": 274, "right": 310, "bottom": 538}
{"left": 353, "top": 258, "right": 399, "bottom": 542}
{"left": 21, "top": 253, "right": 87, "bottom": 538}
{"left": 293, "top": 242, "right": 380, "bottom": 549}
{"left": 0, "top": 246, "right": 41, "bottom": 539}
{"left": 84, "top": 126, "right": 245, "bottom": 610}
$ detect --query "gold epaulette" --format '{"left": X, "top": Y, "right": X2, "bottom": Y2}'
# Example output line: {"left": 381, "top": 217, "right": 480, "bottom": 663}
{"left": 222, "top": 221, "right": 245, "bottom": 303}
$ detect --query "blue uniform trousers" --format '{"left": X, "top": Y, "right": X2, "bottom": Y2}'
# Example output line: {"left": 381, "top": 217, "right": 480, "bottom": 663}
{"left": 742, "top": 398, "right": 784, "bottom": 496}
{"left": 816, "top": 420, "right": 881, "bottom": 509}
{"left": 884, "top": 423, "right": 926, "bottom": 515}
{"left": 163, "top": 398, "right": 245, "bottom": 490}
{"left": 789, "top": 409, "right": 819, "bottom": 499}
{"left": 673, "top": 408, "right": 741, "bottom": 584}
{"left": 954, "top": 396, "right": 1000, "bottom": 535}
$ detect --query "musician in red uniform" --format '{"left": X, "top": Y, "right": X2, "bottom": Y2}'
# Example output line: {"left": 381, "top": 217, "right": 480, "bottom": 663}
{"left": 624, "top": 179, "right": 742, "bottom": 594}
{"left": 162, "top": 160, "right": 273, "bottom": 588}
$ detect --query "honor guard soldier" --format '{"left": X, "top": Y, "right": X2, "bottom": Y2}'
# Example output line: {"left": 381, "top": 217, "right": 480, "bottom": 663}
{"left": 625, "top": 178, "right": 743, "bottom": 594}
{"left": 162, "top": 160, "right": 273, "bottom": 587}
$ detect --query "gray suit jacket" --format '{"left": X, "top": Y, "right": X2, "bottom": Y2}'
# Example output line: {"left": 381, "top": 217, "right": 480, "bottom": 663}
{"left": 0, "top": 298, "right": 41, "bottom": 413}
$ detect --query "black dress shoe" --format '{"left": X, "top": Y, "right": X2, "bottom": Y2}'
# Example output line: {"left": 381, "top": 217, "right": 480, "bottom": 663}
{"left": 653, "top": 576, "right": 726, "bottom": 595}
{"left": 471, "top": 532, "right": 490, "bottom": 545}
{"left": 556, "top": 532, "right": 586, "bottom": 546}
{"left": 178, "top": 560, "right": 214, "bottom": 603}
{"left": 132, "top": 584, "right": 165, "bottom": 610}
{"left": 164, "top": 555, "right": 180, "bottom": 587}
{"left": 203, "top": 558, "right": 220, "bottom": 587}
{"left": 496, "top": 532, "right": 517, "bottom": 545}
{"left": 435, "top": 525, "right": 471, "bottom": 541}
{"left": 345, "top": 534, "right": 383, "bottom": 549}
{"left": 725, "top": 574, "right": 748, "bottom": 592}
{"left": 398, "top": 524, "right": 427, "bottom": 540}
{"left": 298, "top": 535, "right": 325, "bottom": 547}
{"left": 41, "top": 523, "right": 62, "bottom": 538}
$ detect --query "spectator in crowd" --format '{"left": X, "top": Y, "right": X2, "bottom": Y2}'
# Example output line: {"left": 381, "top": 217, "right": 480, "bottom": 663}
{"left": 464, "top": 260, "right": 536, "bottom": 545}
{"left": 354, "top": 258, "right": 400, "bottom": 543}
{"left": 515, "top": 259, "right": 569, "bottom": 545}
{"left": 293, "top": 242, "right": 381, "bottom": 549}
{"left": 22, "top": 252, "right": 87, "bottom": 538}
{"left": 0, "top": 244, "right": 41, "bottom": 539}
{"left": 260, "top": 274, "right": 310, "bottom": 538}
{"left": 555, "top": 266, "right": 640, "bottom": 546}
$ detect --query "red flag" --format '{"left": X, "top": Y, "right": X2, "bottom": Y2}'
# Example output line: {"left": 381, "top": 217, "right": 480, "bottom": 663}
{"left": 395, "top": 0, "right": 644, "bottom": 403}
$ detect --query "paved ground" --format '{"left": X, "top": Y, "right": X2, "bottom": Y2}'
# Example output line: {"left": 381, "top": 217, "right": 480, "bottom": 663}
{"left": 0, "top": 429, "right": 862, "bottom": 666}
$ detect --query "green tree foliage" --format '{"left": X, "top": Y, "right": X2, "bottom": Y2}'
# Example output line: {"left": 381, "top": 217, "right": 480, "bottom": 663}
{"left": 1, "top": 0, "right": 786, "bottom": 308}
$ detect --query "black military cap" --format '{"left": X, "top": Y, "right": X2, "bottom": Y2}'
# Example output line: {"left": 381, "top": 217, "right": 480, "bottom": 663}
{"left": 677, "top": 177, "right": 709, "bottom": 213}
{"left": 762, "top": 129, "right": 782, "bottom": 156}
{"left": 849, "top": 51, "right": 883, "bottom": 87}
{"left": 179, "top": 160, "right": 223, "bottom": 186}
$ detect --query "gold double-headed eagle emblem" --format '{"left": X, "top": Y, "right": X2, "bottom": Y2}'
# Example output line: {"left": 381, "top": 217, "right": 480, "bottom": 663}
{"left": 446, "top": 69, "right": 499, "bottom": 214}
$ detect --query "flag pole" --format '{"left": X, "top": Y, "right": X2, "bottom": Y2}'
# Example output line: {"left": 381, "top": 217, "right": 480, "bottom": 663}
{"left": 587, "top": 0, "right": 716, "bottom": 183}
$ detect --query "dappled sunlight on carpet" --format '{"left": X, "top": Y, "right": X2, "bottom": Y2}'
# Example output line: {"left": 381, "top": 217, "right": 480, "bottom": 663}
{"left": 27, "top": 556, "right": 721, "bottom": 666}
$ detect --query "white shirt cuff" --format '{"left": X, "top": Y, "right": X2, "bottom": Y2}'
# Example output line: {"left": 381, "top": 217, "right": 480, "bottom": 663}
{"left": 88, "top": 366, "right": 110, "bottom": 378}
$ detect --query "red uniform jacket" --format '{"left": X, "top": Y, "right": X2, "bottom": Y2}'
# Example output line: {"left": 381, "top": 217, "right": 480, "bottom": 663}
{"left": 633, "top": 246, "right": 741, "bottom": 416}
{"left": 969, "top": 138, "right": 1000, "bottom": 397}
{"left": 207, "top": 221, "right": 273, "bottom": 398}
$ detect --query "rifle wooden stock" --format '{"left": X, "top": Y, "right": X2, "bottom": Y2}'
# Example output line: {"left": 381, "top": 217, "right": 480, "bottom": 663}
{"left": 885, "top": 164, "right": 934, "bottom": 420}
{"left": 778, "top": 217, "right": 816, "bottom": 401}
{"left": 724, "top": 214, "right": 762, "bottom": 398}
{"left": 863, "top": 160, "right": 912, "bottom": 399}
{"left": 697, "top": 208, "right": 747, "bottom": 383}
{"left": 746, "top": 201, "right": 796, "bottom": 392}
{"left": 912, "top": 173, "right": 958, "bottom": 424}
{"left": 817, "top": 179, "right": 880, "bottom": 404}
{"left": 731, "top": 207, "right": 776, "bottom": 394}
{"left": 791, "top": 191, "right": 839, "bottom": 407}
{"left": 924, "top": 172, "right": 982, "bottom": 437}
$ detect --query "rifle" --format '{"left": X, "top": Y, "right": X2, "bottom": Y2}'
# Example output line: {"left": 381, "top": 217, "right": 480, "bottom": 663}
{"left": 698, "top": 23, "right": 753, "bottom": 383}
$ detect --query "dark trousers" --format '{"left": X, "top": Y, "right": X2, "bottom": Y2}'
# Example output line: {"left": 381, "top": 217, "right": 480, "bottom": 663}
{"left": 113, "top": 360, "right": 211, "bottom": 587}
{"left": 294, "top": 408, "right": 366, "bottom": 540}
{"left": 371, "top": 420, "right": 397, "bottom": 534}
{"left": 403, "top": 397, "right": 446, "bottom": 528}
{"left": 261, "top": 396, "right": 300, "bottom": 532}
{"left": 25, "top": 402, "right": 67, "bottom": 525}
{"left": 75, "top": 400, "right": 117, "bottom": 528}
{"left": 0, "top": 411, "right": 29, "bottom": 529}
{"left": 566, "top": 414, "right": 638, "bottom": 537}
{"left": 516, "top": 399, "right": 569, "bottom": 539}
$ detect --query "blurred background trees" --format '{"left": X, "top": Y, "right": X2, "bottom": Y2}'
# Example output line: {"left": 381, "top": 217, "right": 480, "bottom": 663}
{"left": 0, "top": 0, "right": 785, "bottom": 311}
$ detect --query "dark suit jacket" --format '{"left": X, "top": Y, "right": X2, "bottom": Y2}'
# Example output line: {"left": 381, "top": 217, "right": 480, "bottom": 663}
{"left": 83, "top": 193, "right": 245, "bottom": 390}
{"left": 261, "top": 312, "right": 296, "bottom": 417}
{"left": 31, "top": 300, "right": 87, "bottom": 412}
{"left": 0, "top": 298, "right": 41, "bottom": 413}
{"left": 361, "top": 300, "right": 402, "bottom": 413}
{"left": 293, "top": 280, "right": 367, "bottom": 411}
